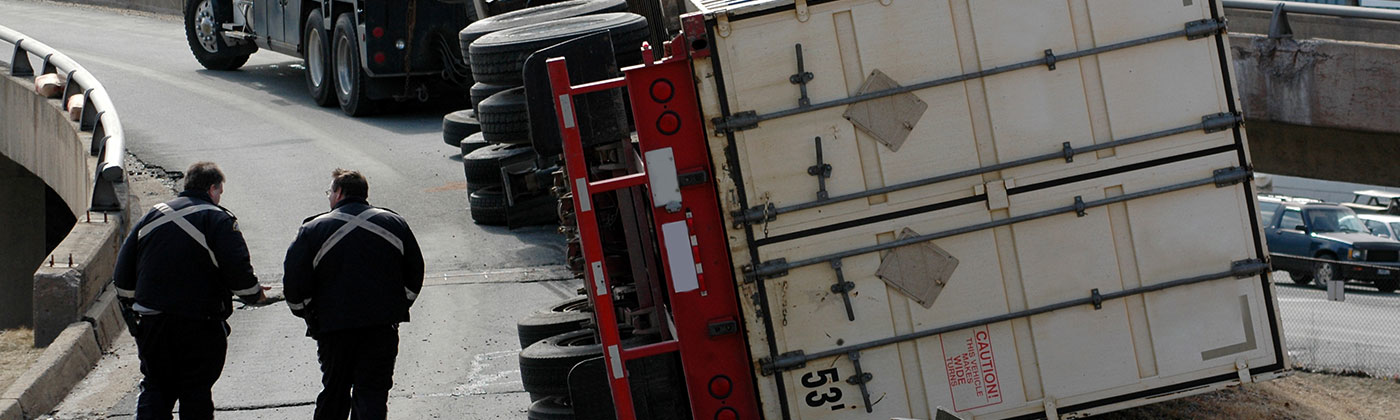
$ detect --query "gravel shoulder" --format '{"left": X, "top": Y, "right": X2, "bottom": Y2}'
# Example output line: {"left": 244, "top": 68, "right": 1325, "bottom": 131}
{"left": 1092, "top": 371, "right": 1400, "bottom": 420}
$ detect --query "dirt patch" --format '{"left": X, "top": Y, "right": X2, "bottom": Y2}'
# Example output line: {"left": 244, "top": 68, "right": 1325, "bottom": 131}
{"left": 1090, "top": 371, "right": 1400, "bottom": 420}
{"left": 0, "top": 328, "right": 45, "bottom": 392}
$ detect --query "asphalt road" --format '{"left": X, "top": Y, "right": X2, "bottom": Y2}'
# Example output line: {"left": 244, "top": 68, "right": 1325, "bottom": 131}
{"left": 1, "top": 0, "right": 573, "bottom": 417}
{"left": 1270, "top": 271, "right": 1400, "bottom": 377}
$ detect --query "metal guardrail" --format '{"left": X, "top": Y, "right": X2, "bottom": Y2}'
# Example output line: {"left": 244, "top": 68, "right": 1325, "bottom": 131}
{"left": 1224, "top": 0, "right": 1400, "bottom": 21}
{"left": 1, "top": 24, "right": 125, "bottom": 211}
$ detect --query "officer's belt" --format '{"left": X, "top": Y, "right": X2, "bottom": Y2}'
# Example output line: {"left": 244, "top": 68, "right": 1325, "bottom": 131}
{"left": 312, "top": 208, "right": 405, "bottom": 268}
{"left": 140, "top": 203, "right": 223, "bottom": 267}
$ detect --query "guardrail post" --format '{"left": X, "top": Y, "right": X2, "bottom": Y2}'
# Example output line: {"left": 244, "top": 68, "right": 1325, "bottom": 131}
{"left": 1268, "top": 2, "right": 1294, "bottom": 39}
{"left": 79, "top": 89, "right": 98, "bottom": 130}
{"left": 10, "top": 40, "right": 34, "bottom": 77}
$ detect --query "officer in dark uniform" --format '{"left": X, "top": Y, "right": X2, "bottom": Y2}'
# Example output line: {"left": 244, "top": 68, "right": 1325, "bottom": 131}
{"left": 283, "top": 168, "right": 424, "bottom": 420}
{"left": 114, "top": 161, "right": 265, "bottom": 420}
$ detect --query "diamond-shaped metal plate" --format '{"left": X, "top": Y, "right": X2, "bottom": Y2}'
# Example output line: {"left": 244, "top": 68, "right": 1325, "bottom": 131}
{"left": 843, "top": 69, "right": 928, "bottom": 152}
{"left": 875, "top": 228, "right": 959, "bottom": 308}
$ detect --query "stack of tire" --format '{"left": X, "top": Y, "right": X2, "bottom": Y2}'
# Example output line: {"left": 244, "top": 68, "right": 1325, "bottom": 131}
{"left": 446, "top": 0, "right": 647, "bottom": 227}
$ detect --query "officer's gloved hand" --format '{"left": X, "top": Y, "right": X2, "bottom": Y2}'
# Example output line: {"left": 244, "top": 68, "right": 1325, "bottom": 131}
{"left": 236, "top": 286, "right": 273, "bottom": 306}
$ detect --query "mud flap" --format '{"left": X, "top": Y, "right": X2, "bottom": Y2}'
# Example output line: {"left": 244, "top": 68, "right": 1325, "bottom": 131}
{"left": 522, "top": 31, "right": 629, "bottom": 157}
{"left": 568, "top": 354, "right": 691, "bottom": 420}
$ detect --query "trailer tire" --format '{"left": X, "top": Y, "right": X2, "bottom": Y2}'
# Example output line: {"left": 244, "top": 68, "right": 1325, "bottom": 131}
{"left": 302, "top": 9, "right": 336, "bottom": 107}
{"left": 468, "top": 186, "right": 509, "bottom": 225}
{"left": 463, "top": 143, "right": 532, "bottom": 186}
{"left": 443, "top": 109, "right": 481, "bottom": 147}
{"left": 458, "top": 0, "right": 629, "bottom": 61}
{"left": 469, "top": 13, "right": 649, "bottom": 85}
{"left": 460, "top": 132, "right": 490, "bottom": 161}
{"left": 332, "top": 13, "right": 378, "bottom": 116}
{"left": 184, "top": 0, "right": 253, "bottom": 71}
{"left": 519, "top": 329, "right": 652, "bottom": 395}
{"left": 527, "top": 395, "right": 575, "bottom": 420}
{"left": 476, "top": 87, "right": 531, "bottom": 145}
{"left": 517, "top": 296, "right": 592, "bottom": 348}
{"left": 470, "top": 82, "right": 512, "bottom": 110}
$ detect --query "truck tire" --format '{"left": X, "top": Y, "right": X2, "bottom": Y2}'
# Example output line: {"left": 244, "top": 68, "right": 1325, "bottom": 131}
{"left": 527, "top": 395, "right": 575, "bottom": 420}
{"left": 463, "top": 143, "right": 532, "bottom": 186}
{"left": 443, "top": 109, "right": 481, "bottom": 147}
{"left": 184, "top": 0, "right": 253, "bottom": 71}
{"left": 469, "top": 13, "right": 649, "bottom": 85}
{"left": 477, "top": 87, "right": 531, "bottom": 145}
{"left": 460, "top": 132, "right": 490, "bottom": 160}
{"left": 517, "top": 296, "right": 593, "bottom": 348}
{"left": 470, "top": 82, "right": 512, "bottom": 110}
{"left": 469, "top": 186, "right": 509, "bottom": 225}
{"left": 332, "top": 13, "right": 377, "bottom": 116}
{"left": 302, "top": 9, "right": 336, "bottom": 107}
{"left": 519, "top": 329, "right": 652, "bottom": 395}
{"left": 458, "top": 0, "right": 628, "bottom": 62}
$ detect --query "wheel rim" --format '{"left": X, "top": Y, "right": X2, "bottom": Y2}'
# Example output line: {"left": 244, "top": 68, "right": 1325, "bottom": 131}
{"left": 335, "top": 31, "right": 353, "bottom": 98}
{"left": 307, "top": 29, "right": 325, "bottom": 88}
{"left": 195, "top": 0, "right": 219, "bottom": 53}
{"left": 1315, "top": 262, "right": 1333, "bottom": 285}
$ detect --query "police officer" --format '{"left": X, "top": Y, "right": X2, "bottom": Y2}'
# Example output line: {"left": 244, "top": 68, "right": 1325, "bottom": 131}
{"left": 114, "top": 161, "right": 265, "bottom": 420}
{"left": 283, "top": 168, "right": 424, "bottom": 420}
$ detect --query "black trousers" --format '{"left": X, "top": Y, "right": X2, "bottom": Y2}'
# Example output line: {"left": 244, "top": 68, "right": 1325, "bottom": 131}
{"left": 134, "top": 315, "right": 229, "bottom": 420}
{"left": 314, "top": 325, "right": 399, "bottom": 420}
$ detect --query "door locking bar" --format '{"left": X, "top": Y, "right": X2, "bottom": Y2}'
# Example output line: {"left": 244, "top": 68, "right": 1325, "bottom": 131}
{"left": 712, "top": 18, "right": 1227, "bottom": 134}
{"left": 744, "top": 167, "right": 1251, "bottom": 281}
{"left": 732, "top": 113, "right": 1240, "bottom": 226}
{"left": 760, "top": 259, "right": 1267, "bottom": 373}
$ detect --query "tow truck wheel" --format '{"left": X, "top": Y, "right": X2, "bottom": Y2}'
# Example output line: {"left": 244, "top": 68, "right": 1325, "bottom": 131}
{"left": 303, "top": 9, "right": 335, "bottom": 107}
{"left": 183, "top": 0, "right": 252, "bottom": 70}
{"left": 332, "top": 13, "right": 377, "bottom": 116}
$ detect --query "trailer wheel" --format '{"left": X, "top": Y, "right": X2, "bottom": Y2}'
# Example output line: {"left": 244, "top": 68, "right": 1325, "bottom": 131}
{"left": 463, "top": 143, "right": 533, "bottom": 186}
{"left": 468, "top": 186, "right": 509, "bottom": 225}
{"left": 460, "top": 132, "right": 490, "bottom": 162}
{"left": 517, "top": 297, "right": 593, "bottom": 348}
{"left": 470, "top": 82, "right": 512, "bottom": 110}
{"left": 477, "top": 87, "right": 531, "bottom": 145}
{"left": 527, "top": 395, "right": 575, "bottom": 420}
{"left": 519, "top": 329, "right": 653, "bottom": 395}
{"left": 443, "top": 109, "right": 481, "bottom": 147}
{"left": 458, "top": 0, "right": 629, "bottom": 62}
{"left": 184, "top": 0, "right": 253, "bottom": 71}
{"left": 469, "top": 13, "right": 649, "bottom": 85}
{"left": 303, "top": 9, "right": 335, "bottom": 107}
{"left": 332, "top": 13, "right": 377, "bottom": 116}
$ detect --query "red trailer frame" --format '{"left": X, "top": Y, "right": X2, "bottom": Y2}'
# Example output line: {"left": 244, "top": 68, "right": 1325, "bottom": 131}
{"left": 548, "top": 35, "right": 760, "bottom": 420}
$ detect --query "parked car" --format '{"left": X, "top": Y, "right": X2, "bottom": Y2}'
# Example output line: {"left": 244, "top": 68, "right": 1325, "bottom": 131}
{"left": 1257, "top": 195, "right": 1400, "bottom": 292}
{"left": 1360, "top": 213, "right": 1400, "bottom": 240}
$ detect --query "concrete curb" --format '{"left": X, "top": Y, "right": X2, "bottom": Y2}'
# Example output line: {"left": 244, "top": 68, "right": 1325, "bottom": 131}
{"left": 0, "top": 323, "right": 102, "bottom": 420}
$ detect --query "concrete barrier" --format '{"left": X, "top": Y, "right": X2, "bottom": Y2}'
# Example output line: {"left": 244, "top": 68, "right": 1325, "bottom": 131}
{"left": 54, "top": 0, "right": 183, "bottom": 16}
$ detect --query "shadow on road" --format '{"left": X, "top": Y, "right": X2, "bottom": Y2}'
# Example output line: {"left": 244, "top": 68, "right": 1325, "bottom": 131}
{"left": 196, "top": 60, "right": 469, "bottom": 137}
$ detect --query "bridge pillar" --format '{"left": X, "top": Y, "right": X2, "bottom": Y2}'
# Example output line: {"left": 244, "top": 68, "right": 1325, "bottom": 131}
{"left": 0, "top": 155, "right": 45, "bottom": 329}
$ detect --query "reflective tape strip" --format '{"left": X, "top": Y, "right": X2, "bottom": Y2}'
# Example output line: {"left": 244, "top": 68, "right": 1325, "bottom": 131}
{"left": 559, "top": 94, "right": 576, "bottom": 129}
{"left": 591, "top": 261, "right": 606, "bottom": 296}
{"left": 231, "top": 285, "right": 262, "bottom": 296}
{"left": 405, "top": 287, "right": 418, "bottom": 301}
{"left": 137, "top": 204, "right": 222, "bottom": 239}
{"left": 607, "top": 344, "right": 623, "bottom": 379}
{"left": 575, "top": 178, "right": 591, "bottom": 212}
{"left": 144, "top": 203, "right": 221, "bottom": 268}
{"left": 116, "top": 287, "right": 135, "bottom": 298}
{"left": 288, "top": 298, "right": 311, "bottom": 311}
{"left": 312, "top": 209, "right": 405, "bottom": 268}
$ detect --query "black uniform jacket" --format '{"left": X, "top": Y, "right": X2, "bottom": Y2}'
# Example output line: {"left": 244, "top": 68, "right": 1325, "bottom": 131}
{"left": 114, "top": 191, "right": 262, "bottom": 320}
{"left": 283, "top": 198, "right": 424, "bottom": 335}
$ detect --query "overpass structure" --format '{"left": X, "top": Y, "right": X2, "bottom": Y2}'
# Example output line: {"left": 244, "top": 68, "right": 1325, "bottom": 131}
{"left": 1, "top": 25, "right": 129, "bottom": 345}
{"left": 1225, "top": 0, "right": 1400, "bottom": 187}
